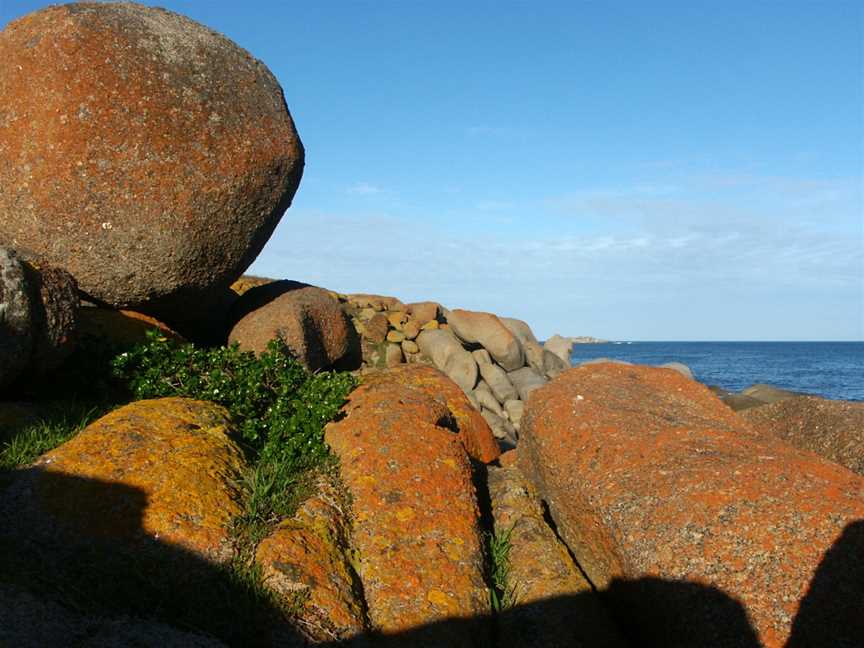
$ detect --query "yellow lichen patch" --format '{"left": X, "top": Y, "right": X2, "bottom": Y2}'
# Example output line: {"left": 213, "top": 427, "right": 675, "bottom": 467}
{"left": 395, "top": 507, "right": 414, "bottom": 522}
{"left": 256, "top": 476, "right": 366, "bottom": 642}
{"left": 230, "top": 274, "right": 277, "bottom": 297}
{"left": 325, "top": 378, "right": 490, "bottom": 644}
{"left": 426, "top": 588, "right": 453, "bottom": 610}
{"left": 32, "top": 398, "right": 245, "bottom": 562}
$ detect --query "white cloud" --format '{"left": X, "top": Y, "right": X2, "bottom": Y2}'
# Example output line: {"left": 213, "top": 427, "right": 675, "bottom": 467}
{"left": 250, "top": 174, "right": 863, "bottom": 341}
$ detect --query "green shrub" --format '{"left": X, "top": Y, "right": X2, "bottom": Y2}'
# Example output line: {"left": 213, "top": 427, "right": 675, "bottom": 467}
{"left": 112, "top": 330, "right": 357, "bottom": 523}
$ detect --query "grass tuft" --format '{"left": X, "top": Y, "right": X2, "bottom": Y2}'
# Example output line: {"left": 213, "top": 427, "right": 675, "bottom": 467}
{"left": 488, "top": 524, "right": 517, "bottom": 612}
{"left": 0, "top": 402, "right": 105, "bottom": 472}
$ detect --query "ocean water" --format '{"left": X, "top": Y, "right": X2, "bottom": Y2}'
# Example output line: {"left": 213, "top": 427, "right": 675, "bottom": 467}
{"left": 567, "top": 342, "right": 864, "bottom": 402}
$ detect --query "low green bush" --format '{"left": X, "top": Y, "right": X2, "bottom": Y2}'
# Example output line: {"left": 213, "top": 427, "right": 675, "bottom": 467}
{"left": 112, "top": 329, "right": 357, "bottom": 524}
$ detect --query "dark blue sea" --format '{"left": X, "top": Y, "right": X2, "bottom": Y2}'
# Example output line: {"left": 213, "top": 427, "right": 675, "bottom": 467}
{"left": 568, "top": 342, "right": 864, "bottom": 402}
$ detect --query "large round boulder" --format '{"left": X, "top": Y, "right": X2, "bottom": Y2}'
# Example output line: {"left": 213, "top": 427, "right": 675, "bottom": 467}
{"left": 0, "top": 3, "right": 304, "bottom": 328}
{"left": 228, "top": 280, "right": 360, "bottom": 372}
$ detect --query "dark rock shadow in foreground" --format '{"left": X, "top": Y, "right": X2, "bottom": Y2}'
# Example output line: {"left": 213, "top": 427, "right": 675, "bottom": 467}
{"left": 0, "top": 468, "right": 305, "bottom": 647}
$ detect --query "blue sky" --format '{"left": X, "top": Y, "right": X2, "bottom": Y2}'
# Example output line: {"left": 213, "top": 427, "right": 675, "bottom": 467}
{"left": 3, "top": 1, "right": 862, "bottom": 340}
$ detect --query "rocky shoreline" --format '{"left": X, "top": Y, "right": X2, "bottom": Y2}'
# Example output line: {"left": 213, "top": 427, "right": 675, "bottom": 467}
{"left": 1, "top": 4, "right": 862, "bottom": 647}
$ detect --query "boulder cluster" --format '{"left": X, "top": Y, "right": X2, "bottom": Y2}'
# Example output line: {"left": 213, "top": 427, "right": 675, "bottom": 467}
{"left": 342, "top": 295, "right": 573, "bottom": 449}
{"left": 1, "top": 3, "right": 863, "bottom": 648}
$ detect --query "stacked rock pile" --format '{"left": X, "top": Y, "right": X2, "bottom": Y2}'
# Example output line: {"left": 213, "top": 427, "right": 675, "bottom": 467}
{"left": 340, "top": 295, "right": 572, "bottom": 449}
{"left": 341, "top": 294, "right": 441, "bottom": 368}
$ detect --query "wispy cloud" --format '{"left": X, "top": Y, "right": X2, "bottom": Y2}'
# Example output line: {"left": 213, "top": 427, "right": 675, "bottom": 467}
{"left": 253, "top": 173, "right": 863, "bottom": 340}
{"left": 346, "top": 182, "right": 384, "bottom": 196}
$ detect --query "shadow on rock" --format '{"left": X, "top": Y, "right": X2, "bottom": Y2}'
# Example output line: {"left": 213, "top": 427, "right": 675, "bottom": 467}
{"left": 1, "top": 466, "right": 860, "bottom": 647}
{"left": 328, "top": 519, "right": 864, "bottom": 648}
{"left": 0, "top": 469, "right": 304, "bottom": 647}
{"left": 317, "top": 579, "right": 760, "bottom": 648}
{"left": 786, "top": 519, "right": 864, "bottom": 648}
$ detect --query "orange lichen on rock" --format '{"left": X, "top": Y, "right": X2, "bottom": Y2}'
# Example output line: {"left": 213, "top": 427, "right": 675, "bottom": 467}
{"left": 0, "top": 3, "right": 304, "bottom": 324}
{"left": 488, "top": 464, "right": 627, "bottom": 648}
{"left": 26, "top": 398, "right": 244, "bottom": 561}
{"left": 256, "top": 477, "right": 367, "bottom": 642}
{"left": 361, "top": 364, "right": 500, "bottom": 463}
{"left": 324, "top": 371, "right": 490, "bottom": 643}
{"left": 518, "top": 363, "right": 864, "bottom": 648}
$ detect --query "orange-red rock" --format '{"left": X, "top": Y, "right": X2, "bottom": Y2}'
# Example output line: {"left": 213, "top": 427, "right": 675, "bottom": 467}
{"left": 0, "top": 4, "right": 303, "bottom": 326}
{"left": 77, "top": 307, "right": 184, "bottom": 350}
{"left": 742, "top": 395, "right": 864, "bottom": 475}
{"left": 518, "top": 363, "right": 864, "bottom": 648}
{"left": 488, "top": 464, "right": 626, "bottom": 648}
{"left": 10, "top": 398, "right": 244, "bottom": 560}
{"left": 256, "top": 477, "right": 366, "bottom": 642}
{"left": 361, "top": 364, "right": 500, "bottom": 463}
{"left": 324, "top": 372, "right": 489, "bottom": 643}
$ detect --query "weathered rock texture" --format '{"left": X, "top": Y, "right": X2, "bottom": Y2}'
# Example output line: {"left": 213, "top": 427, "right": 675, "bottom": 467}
{"left": 0, "top": 247, "right": 78, "bottom": 387}
{"left": 0, "top": 4, "right": 304, "bottom": 327}
{"left": 2, "top": 398, "right": 244, "bottom": 559}
{"left": 360, "top": 365, "right": 500, "bottom": 464}
{"left": 742, "top": 395, "right": 864, "bottom": 476}
{"left": 0, "top": 247, "right": 33, "bottom": 386}
{"left": 518, "top": 363, "right": 864, "bottom": 648}
{"left": 0, "top": 398, "right": 273, "bottom": 644}
{"left": 324, "top": 370, "right": 490, "bottom": 643}
{"left": 256, "top": 477, "right": 366, "bottom": 643}
{"left": 230, "top": 275, "right": 277, "bottom": 297}
{"left": 741, "top": 383, "right": 799, "bottom": 405}
{"left": 229, "top": 280, "right": 359, "bottom": 371}
{"left": 542, "top": 334, "right": 574, "bottom": 365}
{"left": 488, "top": 464, "right": 627, "bottom": 648}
